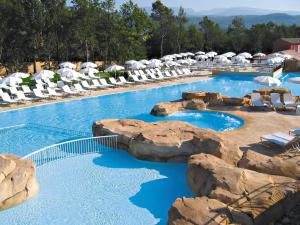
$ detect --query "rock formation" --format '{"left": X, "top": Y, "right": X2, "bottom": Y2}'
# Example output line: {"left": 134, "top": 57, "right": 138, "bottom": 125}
{"left": 93, "top": 119, "right": 242, "bottom": 164}
{"left": 0, "top": 154, "right": 39, "bottom": 211}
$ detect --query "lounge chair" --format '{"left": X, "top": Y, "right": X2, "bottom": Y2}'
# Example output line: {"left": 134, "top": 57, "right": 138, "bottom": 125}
{"left": 109, "top": 77, "right": 124, "bottom": 86}
{"left": 171, "top": 70, "right": 180, "bottom": 78}
{"left": 99, "top": 79, "right": 114, "bottom": 87}
{"left": 81, "top": 80, "right": 97, "bottom": 90}
{"left": 9, "top": 87, "right": 19, "bottom": 95}
{"left": 250, "top": 93, "right": 269, "bottom": 107}
{"left": 271, "top": 93, "right": 284, "bottom": 109}
{"left": 133, "top": 70, "right": 141, "bottom": 76}
{"left": 92, "top": 79, "right": 105, "bottom": 89}
{"left": 16, "top": 91, "right": 34, "bottom": 101}
{"left": 140, "top": 74, "right": 154, "bottom": 82}
{"left": 289, "top": 129, "right": 300, "bottom": 136}
{"left": 36, "top": 83, "right": 46, "bottom": 91}
{"left": 47, "top": 87, "right": 63, "bottom": 97}
{"left": 74, "top": 83, "right": 89, "bottom": 93}
{"left": 283, "top": 93, "right": 298, "bottom": 107}
{"left": 176, "top": 69, "right": 184, "bottom": 76}
{"left": 0, "top": 92, "right": 21, "bottom": 104}
{"left": 119, "top": 76, "right": 134, "bottom": 85}
{"left": 261, "top": 132, "right": 300, "bottom": 149}
{"left": 21, "top": 85, "right": 33, "bottom": 95}
{"left": 33, "top": 88, "right": 50, "bottom": 99}
{"left": 62, "top": 85, "right": 80, "bottom": 95}
{"left": 130, "top": 75, "right": 146, "bottom": 83}
{"left": 164, "top": 71, "right": 173, "bottom": 79}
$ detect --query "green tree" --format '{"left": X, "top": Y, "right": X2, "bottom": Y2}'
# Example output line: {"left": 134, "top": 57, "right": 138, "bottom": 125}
{"left": 175, "top": 7, "right": 188, "bottom": 53}
{"left": 226, "top": 17, "right": 247, "bottom": 52}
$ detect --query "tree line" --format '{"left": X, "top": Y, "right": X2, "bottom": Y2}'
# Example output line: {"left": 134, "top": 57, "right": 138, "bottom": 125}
{"left": 0, "top": 0, "right": 300, "bottom": 72}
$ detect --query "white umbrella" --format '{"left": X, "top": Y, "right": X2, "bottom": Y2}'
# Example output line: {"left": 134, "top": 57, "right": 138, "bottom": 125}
{"left": 2, "top": 77, "right": 23, "bottom": 86}
{"left": 271, "top": 53, "right": 284, "bottom": 58}
{"left": 215, "top": 57, "right": 232, "bottom": 64}
{"left": 282, "top": 54, "right": 292, "bottom": 59}
{"left": 60, "top": 69, "right": 80, "bottom": 80}
{"left": 59, "top": 62, "right": 76, "bottom": 69}
{"left": 195, "top": 55, "right": 208, "bottom": 60}
{"left": 104, "top": 65, "right": 125, "bottom": 72}
{"left": 149, "top": 59, "right": 162, "bottom": 63}
{"left": 254, "top": 76, "right": 281, "bottom": 87}
{"left": 57, "top": 68, "right": 74, "bottom": 75}
{"left": 34, "top": 70, "right": 55, "bottom": 80}
{"left": 195, "top": 51, "right": 205, "bottom": 55}
{"left": 160, "top": 55, "right": 174, "bottom": 61}
{"left": 80, "top": 62, "right": 97, "bottom": 69}
{"left": 186, "top": 52, "right": 195, "bottom": 56}
{"left": 238, "top": 52, "right": 252, "bottom": 59}
{"left": 172, "top": 54, "right": 182, "bottom": 58}
{"left": 222, "top": 52, "right": 236, "bottom": 58}
{"left": 287, "top": 77, "right": 300, "bottom": 84}
{"left": 186, "top": 58, "right": 197, "bottom": 65}
{"left": 253, "top": 52, "right": 266, "bottom": 57}
{"left": 80, "top": 67, "right": 99, "bottom": 74}
{"left": 232, "top": 55, "right": 247, "bottom": 63}
{"left": 147, "top": 61, "right": 163, "bottom": 68}
{"left": 129, "top": 62, "right": 146, "bottom": 70}
{"left": 205, "top": 52, "right": 218, "bottom": 57}
{"left": 8, "top": 72, "right": 30, "bottom": 79}
{"left": 164, "top": 61, "right": 181, "bottom": 67}
{"left": 125, "top": 60, "right": 138, "bottom": 65}
{"left": 264, "top": 57, "right": 285, "bottom": 65}
{"left": 139, "top": 60, "right": 150, "bottom": 65}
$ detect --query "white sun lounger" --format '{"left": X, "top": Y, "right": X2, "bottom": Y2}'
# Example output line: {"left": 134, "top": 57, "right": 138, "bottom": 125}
{"left": 62, "top": 85, "right": 80, "bottom": 95}
{"left": 33, "top": 88, "right": 50, "bottom": 99}
{"left": 16, "top": 91, "right": 34, "bottom": 101}
{"left": 250, "top": 93, "right": 269, "bottom": 107}
{"left": 164, "top": 71, "right": 174, "bottom": 79}
{"left": 81, "top": 80, "right": 97, "bottom": 90}
{"left": 289, "top": 129, "right": 300, "bottom": 136}
{"left": 9, "top": 87, "right": 19, "bottom": 95}
{"left": 74, "top": 83, "right": 89, "bottom": 93}
{"left": 261, "top": 132, "right": 300, "bottom": 148}
{"left": 130, "top": 75, "right": 146, "bottom": 83}
{"left": 119, "top": 76, "right": 134, "bottom": 85}
{"left": 140, "top": 74, "right": 154, "bottom": 82}
{"left": 109, "top": 77, "right": 124, "bottom": 86}
{"left": 171, "top": 70, "right": 180, "bottom": 78}
{"left": 176, "top": 69, "right": 184, "bottom": 76}
{"left": 99, "top": 79, "right": 114, "bottom": 87}
{"left": 47, "top": 87, "right": 63, "bottom": 97}
{"left": 91, "top": 79, "right": 105, "bottom": 89}
{"left": 283, "top": 93, "right": 298, "bottom": 107}
{"left": 21, "top": 85, "right": 33, "bottom": 95}
{"left": 271, "top": 93, "right": 284, "bottom": 108}
{"left": 0, "top": 92, "right": 21, "bottom": 104}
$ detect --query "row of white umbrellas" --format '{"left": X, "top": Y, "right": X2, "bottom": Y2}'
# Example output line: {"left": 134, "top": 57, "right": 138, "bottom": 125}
{"left": 59, "top": 61, "right": 97, "bottom": 69}
{"left": 254, "top": 76, "right": 300, "bottom": 87}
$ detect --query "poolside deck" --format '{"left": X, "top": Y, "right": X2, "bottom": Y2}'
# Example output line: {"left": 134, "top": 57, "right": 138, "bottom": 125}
{"left": 217, "top": 107, "right": 300, "bottom": 156}
{"left": 0, "top": 73, "right": 211, "bottom": 112}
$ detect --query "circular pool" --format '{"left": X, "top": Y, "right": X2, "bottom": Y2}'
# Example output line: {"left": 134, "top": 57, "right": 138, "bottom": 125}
{"left": 165, "top": 110, "right": 244, "bottom": 131}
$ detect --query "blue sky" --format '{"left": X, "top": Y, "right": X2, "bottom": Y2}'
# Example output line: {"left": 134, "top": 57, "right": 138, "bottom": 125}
{"left": 114, "top": 0, "right": 300, "bottom": 11}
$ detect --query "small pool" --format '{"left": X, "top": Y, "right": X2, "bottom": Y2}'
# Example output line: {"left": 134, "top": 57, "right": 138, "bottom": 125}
{"left": 133, "top": 110, "right": 244, "bottom": 131}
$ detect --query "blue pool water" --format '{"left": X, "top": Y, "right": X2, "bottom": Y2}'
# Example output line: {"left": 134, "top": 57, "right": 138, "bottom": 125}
{"left": 134, "top": 110, "right": 244, "bottom": 131}
{"left": 0, "top": 73, "right": 299, "bottom": 225}
{"left": 0, "top": 151, "right": 191, "bottom": 225}
{"left": 0, "top": 73, "right": 299, "bottom": 156}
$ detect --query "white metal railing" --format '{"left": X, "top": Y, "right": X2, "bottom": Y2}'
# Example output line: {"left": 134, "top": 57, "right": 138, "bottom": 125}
{"left": 23, "top": 135, "right": 118, "bottom": 166}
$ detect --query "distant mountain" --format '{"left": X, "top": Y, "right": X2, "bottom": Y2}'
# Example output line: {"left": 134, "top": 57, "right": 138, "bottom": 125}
{"left": 188, "top": 13, "right": 300, "bottom": 28}
{"left": 143, "top": 6, "right": 300, "bottom": 17}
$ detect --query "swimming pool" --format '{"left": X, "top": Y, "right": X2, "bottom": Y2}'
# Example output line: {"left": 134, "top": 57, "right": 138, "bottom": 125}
{"left": 0, "top": 73, "right": 299, "bottom": 156}
{"left": 0, "top": 73, "right": 299, "bottom": 224}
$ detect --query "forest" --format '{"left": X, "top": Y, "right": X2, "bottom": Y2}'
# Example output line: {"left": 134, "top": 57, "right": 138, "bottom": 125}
{"left": 0, "top": 0, "right": 300, "bottom": 71}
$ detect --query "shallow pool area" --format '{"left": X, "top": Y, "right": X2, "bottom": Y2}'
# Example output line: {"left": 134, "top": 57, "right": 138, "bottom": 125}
{"left": 134, "top": 110, "right": 244, "bottom": 131}
{"left": 0, "top": 151, "right": 191, "bottom": 225}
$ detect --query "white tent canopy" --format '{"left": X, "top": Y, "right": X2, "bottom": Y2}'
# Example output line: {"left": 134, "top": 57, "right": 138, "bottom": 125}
{"left": 104, "top": 65, "right": 125, "bottom": 72}
{"left": 254, "top": 76, "right": 281, "bottom": 87}
{"left": 59, "top": 62, "right": 76, "bottom": 69}
{"left": 80, "top": 62, "right": 97, "bottom": 69}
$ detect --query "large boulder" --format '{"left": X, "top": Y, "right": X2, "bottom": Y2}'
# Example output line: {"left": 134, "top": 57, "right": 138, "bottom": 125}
{"left": 93, "top": 119, "right": 242, "bottom": 164}
{"left": 150, "top": 99, "right": 206, "bottom": 116}
{"left": 187, "top": 153, "right": 300, "bottom": 224}
{"left": 182, "top": 91, "right": 223, "bottom": 106}
{"left": 168, "top": 197, "right": 253, "bottom": 225}
{"left": 238, "top": 150, "right": 300, "bottom": 180}
{"left": 0, "top": 154, "right": 39, "bottom": 211}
